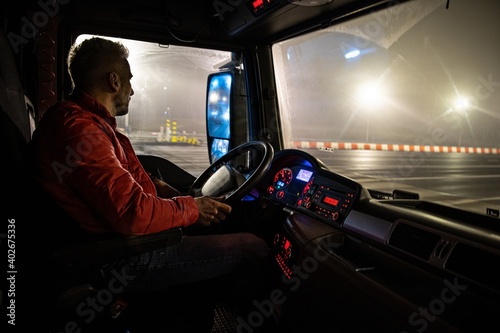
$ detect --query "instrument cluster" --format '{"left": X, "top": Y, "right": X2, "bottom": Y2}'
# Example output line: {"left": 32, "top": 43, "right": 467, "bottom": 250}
{"left": 264, "top": 161, "right": 360, "bottom": 227}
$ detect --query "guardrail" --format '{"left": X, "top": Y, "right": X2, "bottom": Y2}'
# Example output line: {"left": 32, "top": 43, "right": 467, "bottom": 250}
{"left": 292, "top": 141, "right": 500, "bottom": 154}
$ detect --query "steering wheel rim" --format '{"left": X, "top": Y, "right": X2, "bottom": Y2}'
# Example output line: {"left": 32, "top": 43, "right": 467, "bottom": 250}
{"left": 188, "top": 141, "right": 274, "bottom": 204}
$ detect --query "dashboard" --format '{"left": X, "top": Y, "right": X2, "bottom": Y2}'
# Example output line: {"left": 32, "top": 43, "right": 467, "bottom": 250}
{"left": 255, "top": 149, "right": 500, "bottom": 332}
{"left": 256, "top": 149, "right": 362, "bottom": 281}
{"left": 259, "top": 149, "right": 361, "bottom": 227}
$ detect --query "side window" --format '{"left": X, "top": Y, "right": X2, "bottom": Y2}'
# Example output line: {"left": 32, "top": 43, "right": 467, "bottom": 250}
{"left": 74, "top": 34, "right": 234, "bottom": 176}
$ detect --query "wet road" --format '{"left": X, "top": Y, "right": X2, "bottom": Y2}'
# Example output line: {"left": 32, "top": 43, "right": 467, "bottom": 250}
{"left": 307, "top": 149, "right": 500, "bottom": 215}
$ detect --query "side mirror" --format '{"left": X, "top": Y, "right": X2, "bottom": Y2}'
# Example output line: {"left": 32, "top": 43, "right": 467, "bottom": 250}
{"left": 206, "top": 71, "right": 232, "bottom": 163}
{"left": 205, "top": 62, "right": 250, "bottom": 164}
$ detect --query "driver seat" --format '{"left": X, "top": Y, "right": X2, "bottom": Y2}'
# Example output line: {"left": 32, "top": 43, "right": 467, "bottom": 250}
{"left": 0, "top": 25, "right": 218, "bottom": 332}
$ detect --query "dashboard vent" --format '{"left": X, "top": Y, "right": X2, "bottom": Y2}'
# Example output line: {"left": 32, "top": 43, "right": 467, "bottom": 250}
{"left": 445, "top": 242, "right": 500, "bottom": 293}
{"left": 388, "top": 222, "right": 441, "bottom": 260}
{"left": 434, "top": 239, "right": 453, "bottom": 260}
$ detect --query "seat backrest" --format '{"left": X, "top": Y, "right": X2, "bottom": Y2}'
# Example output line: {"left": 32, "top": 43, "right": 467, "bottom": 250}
{"left": 0, "top": 27, "right": 33, "bottom": 195}
{"left": 0, "top": 24, "right": 45, "bottom": 329}
{"left": 0, "top": 26, "right": 99, "bottom": 247}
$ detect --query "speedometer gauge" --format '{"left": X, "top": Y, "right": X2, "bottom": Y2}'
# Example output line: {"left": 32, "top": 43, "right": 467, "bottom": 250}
{"left": 273, "top": 168, "right": 293, "bottom": 190}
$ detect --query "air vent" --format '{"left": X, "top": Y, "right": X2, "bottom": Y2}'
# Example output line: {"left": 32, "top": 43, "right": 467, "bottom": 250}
{"left": 434, "top": 239, "right": 452, "bottom": 260}
{"left": 446, "top": 242, "right": 500, "bottom": 293}
{"left": 389, "top": 222, "right": 441, "bottom": 260}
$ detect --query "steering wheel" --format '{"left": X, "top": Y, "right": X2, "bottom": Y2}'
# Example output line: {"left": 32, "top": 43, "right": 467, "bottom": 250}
{"left": 188, "top": 141, "right": 274, "bottom": 204}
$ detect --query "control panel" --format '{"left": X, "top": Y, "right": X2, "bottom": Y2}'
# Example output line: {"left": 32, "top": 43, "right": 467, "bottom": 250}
{"left": 298, "top": 182, "right": 356, "bottom": 223}
{"left": 264, "top": 165, "right": 359, "bottom": 226}
{"left": 273, "top": 233, "right": 294, "bottom": 279}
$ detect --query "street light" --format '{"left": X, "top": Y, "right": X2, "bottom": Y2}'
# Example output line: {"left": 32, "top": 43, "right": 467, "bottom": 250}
{"left": 454, "top": 97, "right": 469, "bottom": 110}
{"left": 356, "top": 82, "right": 384, "bottom": 142}
{"left": 357, "top": 83, "right": 383, "bottom": 106}
{"left": 452, "top": 96, "right": 476, "bottom": 146}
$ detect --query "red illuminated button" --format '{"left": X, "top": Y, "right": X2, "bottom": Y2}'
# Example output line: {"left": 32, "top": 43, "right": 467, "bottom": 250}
{"left": 267, "top": 186, "right": 275, "bottom": 195}
{"left": 253, "top": 0, "right": 264, "bottom": 8}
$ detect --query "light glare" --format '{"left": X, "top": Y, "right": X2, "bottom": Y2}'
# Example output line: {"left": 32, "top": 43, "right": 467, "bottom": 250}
{"left": 345, "top": 49, "right": 360, "bottom": 59}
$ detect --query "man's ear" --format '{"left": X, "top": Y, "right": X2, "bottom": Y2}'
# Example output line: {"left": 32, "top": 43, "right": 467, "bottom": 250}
{"left": 108, "top": 72, "right": 120, "bottom": 92}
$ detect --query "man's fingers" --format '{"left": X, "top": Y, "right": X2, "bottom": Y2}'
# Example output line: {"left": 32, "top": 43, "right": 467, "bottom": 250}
{"left": 194, "top": 196, "right": 231, "bottom": 226}
{"left": 209, "top": 196, "right": 232, "bottom": 213}
{"left": 214, "top": 201, "right": 232, "bottom": 214}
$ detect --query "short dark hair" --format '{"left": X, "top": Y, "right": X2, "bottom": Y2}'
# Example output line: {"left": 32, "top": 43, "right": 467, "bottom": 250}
{"left": 67, "top": 37, "right": 129, "bottom": 90}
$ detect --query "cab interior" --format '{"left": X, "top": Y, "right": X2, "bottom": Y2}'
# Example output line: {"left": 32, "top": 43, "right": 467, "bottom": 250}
{"left": 2, "top": 0, "right": 500, "bottom": 332}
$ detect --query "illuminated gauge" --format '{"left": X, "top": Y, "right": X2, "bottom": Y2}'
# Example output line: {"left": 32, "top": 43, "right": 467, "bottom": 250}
{"left": 299, "top": 178, "right": 315, "bottom": 208}
{"left": 273, "top": 168, "right": 293, "bottom": 190}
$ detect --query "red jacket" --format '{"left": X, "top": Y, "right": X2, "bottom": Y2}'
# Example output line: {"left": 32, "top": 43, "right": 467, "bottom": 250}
{"left": 27, "top": 90, "right": 199, "bottom": 235}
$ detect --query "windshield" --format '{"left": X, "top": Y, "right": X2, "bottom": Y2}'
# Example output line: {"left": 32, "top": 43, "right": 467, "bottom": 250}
{"left": 273, "top": 0, "right": 500, "bottom": 215}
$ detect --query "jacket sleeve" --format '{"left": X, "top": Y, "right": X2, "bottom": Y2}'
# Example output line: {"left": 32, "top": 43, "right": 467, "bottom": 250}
{"left": 59, "top": 118, "right": 199, "bottom": 236}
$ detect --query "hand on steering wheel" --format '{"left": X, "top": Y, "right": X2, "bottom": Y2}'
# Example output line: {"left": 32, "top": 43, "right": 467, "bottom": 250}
{"left": 194, "top": 196, "right": 232, "bottom": 226}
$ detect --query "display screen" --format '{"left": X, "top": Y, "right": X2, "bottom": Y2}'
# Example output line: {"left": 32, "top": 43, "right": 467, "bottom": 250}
{"left": 323, "top": 195, "right": 339, "bottom": 207}
{"left": 296, "top": 169, "right": 313, "bottom": 182}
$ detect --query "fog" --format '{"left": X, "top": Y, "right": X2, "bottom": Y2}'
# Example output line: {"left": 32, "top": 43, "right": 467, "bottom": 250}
{"left": 111, "top": 0, "right": 499, "bottom": 148}
{"left": 274, "top": 0, "right": 500, "bottom": 147}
